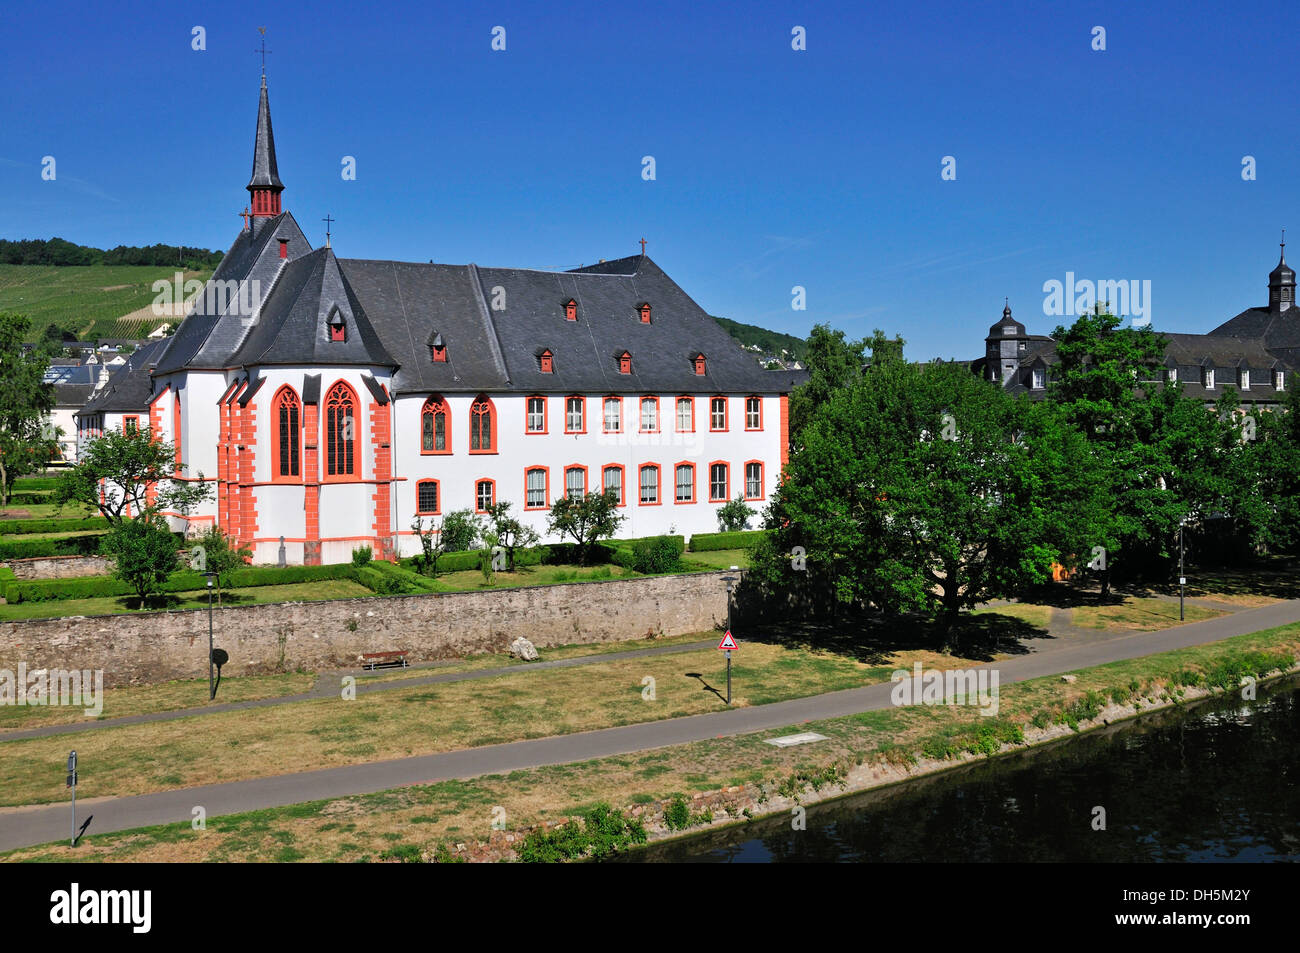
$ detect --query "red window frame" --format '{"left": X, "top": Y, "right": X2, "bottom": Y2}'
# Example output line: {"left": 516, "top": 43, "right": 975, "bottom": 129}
{"left": 639, "top": 396, "right": 660, "bottom": 433}
{"left": 618, "top": 351, "right": 632, "bottom": 375}
{"left": 710, "top": 396, "right": 728, "bottom": 432}
{"left": 638, "top": 303, "right": 651, "bottom": 324}
{"left": 694, "top": 355, "right": 706, "bottom": 376}
{"left": 675, "top": 396, "right": 694, "bottom": 433}
{"left": 475, "top": 478, "right": 497, "bottom": 513}
{"left": 744, "top": 460, "right": 765, "bottom": 500}
{"left": 324, "top": 380, "right": 359, "bottom": 481}
{"left": 416, "top": 479, "right": 441, "bottom": 515}
{"left": 674, "top": 461, "right": 696, "bottom": 504}
{"left": 421, "top": 395, "right": 451, "bottom": 454}
{"left": 524, "top": 466, "right": 550, "bottom": 511}
{"left": 540, "top": 350, "right": 554, "bottom": 374}
{"left": 272, "top": 385, "right": 302, "bottom": 482}
{"left": 565, "top": 395, "right": 586, "bottom": 434}
{"left": 123, "top": 415, "right": 139, "bottom": 434}
{"left": 601, "top": 464, "right": 625, "bottom": 507}
{"left": 525, "top": 395, "right": 548, "bottom": 434}
{"left": 564, "top": 299, "right": 577, "bottom": 322}
{"left": 709, "top": 460, "right": 730, "bottom": 502}
{"left": 564, "top": 464, "right": 589, "bottom": 500}
{"left": 638, "top": 463, "right": 661, "bottom": 505}
{"left": 745, "top": 395, "right": 763, "bottom": 430}
{"left": 469, "top": 394, "right": 497, "bottom": 453}
{"left": 172, "top": 393, "right": 182, "bottom": 475}
{"left": 602, "top": 396, "right": 622, "bottom": 433}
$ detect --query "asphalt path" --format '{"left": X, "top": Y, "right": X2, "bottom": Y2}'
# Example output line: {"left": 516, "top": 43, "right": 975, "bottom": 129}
{"left": 1, "top": 598, "right": 1296, "bottom": 853}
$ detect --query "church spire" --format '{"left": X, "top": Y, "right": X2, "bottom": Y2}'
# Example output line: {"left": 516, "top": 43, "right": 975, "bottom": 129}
{"left": 247, "top": 72, "right": 284, "bottom": 218}
{"left": 1268, "top": 230, "right": 1294, "bottom": 312}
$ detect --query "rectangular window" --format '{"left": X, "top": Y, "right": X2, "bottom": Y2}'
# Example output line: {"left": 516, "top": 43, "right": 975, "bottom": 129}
{"left": 640, "top": 465, "right": 658, "bottom": 504}
{"left": 675, "top": 464, "right": 694, "bottom": 502}
{"left": 565, "top": 467, "right": 585, "bottom": 499}
{"left": 1205, "top": 369, "right": 1215, "bottom": 390}
{"left": 1276, "top": 371, "right": 1285, "bottom": 391}
{"left": 745, "top": 462, "right": 762, "bottom": 499}
{"left": 640, "top": 397, "right": 658, "bottom": 432}
{"left": 476, "top": 480, "right": 494, "bottom": 512}
{"left": 603, "top": 397, "right": 621, "bottom": 432}
{"left": 566, "top": 396, "right": 585, "bottom": 433}
{"left": 745, "top": 396, "right": 761, "bottom": 430}
{"left": 1032, "top": 368, "right": 1044, "bottom": 389}
{"left": 1168, "top": 368, "right": 1177, "bottom": 385}
{"left": 1241, "top": 370, "right": 1251, "bottom": 390}
{"left": 676, "top": 397, "right": 693, "bottom": 432}
{"left": 417, "top": 481, "right": 439, "bottom": 514}
{"left": 525, "top": 468, "right": 547, "bottom": 509}
{"left": 527, "top": 396, "right": 546, "bottom": 433}
{"left": 603, "top": 465, "right": 623, "bottom": 505}
{"left": 710, "top": 463, "right": 728, "bottom": 501}
{"left": 124, "top": 416, "right": 139, "bottom": 434}
{"left": 710, "top": 397, "right": 727, "bottom": 431}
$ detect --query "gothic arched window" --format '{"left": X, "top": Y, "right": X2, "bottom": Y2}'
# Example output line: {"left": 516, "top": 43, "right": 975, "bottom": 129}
{"left": 470, "top": 395, "right": 495, "bottom": 453}
{"left": 325, "top": 381, "right": 357, "bottom": 477}
{"left": 421, "top": 395, "right": 449, "bottom": 453}
{"left": 273, "top": 385, "right": 301, "bottom": 479}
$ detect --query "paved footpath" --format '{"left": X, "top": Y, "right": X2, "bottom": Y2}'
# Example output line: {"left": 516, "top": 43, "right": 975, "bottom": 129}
{"left": 1, "top": 599, "right": 1297, "bottom": 853}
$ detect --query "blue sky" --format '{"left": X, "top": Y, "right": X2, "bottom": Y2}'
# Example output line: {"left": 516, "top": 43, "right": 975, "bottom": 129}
{"left": 1, "top": 0, "right": 1295, "bottom": 360}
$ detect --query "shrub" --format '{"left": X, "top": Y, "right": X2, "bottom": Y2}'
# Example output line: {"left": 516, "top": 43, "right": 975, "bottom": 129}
{"left": 0, "top": 516, "right": 112, "bottom": 535}
{"left": 439, "top": 509, "right": 482, "bottom": 553}
{"left": 4, "top": 562, "right": 355, "bottom": 604}
{"left": 627, "top": 536, "right": 684, "bottom": 574}
{"left": 351, "top": 546, "right": 373, "bottom": 567}
{"left": 0, "top": 533, "right": 106, "bottom": 560}
{"left": 100, "top": 516, "right": 178, "bottom": 600}
{"left": 716, "top": 496, "right": 755, "bottom": 532}
{"left": 517, "top": 803, "right": 647, "bottom": 863}
{"left": 663, "top": 795, "right": 692, "bottom": 831}
{"left": 688, "top": 530, "right": 767, "bottom": 552}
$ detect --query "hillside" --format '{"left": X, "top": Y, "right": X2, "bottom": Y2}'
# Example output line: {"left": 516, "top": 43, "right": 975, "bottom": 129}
{"left": 0, "top": 264, "right": 211, "bottom": 340}
{"left": 712, "top": 315, "right": 806, "bottom": 363}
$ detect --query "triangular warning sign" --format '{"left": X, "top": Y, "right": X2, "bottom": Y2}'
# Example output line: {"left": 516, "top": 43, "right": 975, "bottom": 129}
{"left": 717, "top": 631, "right": 738, "bottom": 650}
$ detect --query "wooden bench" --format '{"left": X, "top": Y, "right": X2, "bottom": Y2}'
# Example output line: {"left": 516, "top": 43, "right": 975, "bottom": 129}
{"left": 359, "top": 650, "right": 409, "bottom": 671}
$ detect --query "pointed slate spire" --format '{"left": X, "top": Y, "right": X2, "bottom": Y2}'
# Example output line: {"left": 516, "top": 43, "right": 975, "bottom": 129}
{"left": 247, "top": 75, "right": 284, "bottom": 217}
{"left": 1269, "top": 232, "right": 1295, "bottom": 312}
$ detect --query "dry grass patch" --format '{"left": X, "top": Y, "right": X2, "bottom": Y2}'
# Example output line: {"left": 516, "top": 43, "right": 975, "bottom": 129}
{"left": 1073, "top": 597, "right": 1223, "bottom": 631}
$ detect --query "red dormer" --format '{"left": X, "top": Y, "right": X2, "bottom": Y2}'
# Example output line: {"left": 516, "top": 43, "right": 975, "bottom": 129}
{"left": 327, "top": 306, "right": 346, "bottom": 342}
{"left": 429, "top": 332, "right": 447, "bottom": 363}
{"left": 539, "top": 348, "right": 554, "bottom": 374}
{"left": 564, "top": 299, "right": 578, "bottom": 322}
{"left": 618, "top": 351, "right": 632, "bottom": 374}
{"left": 637, "top": 302, "right": 651, "bottom": 324}
{"left": 692, "top": 352, "right": 706, "bottom": 376}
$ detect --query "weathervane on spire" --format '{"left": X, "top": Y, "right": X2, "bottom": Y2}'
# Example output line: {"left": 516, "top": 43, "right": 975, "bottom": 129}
{"left": 255, "top": 27, "right": 272, "bottom": 77}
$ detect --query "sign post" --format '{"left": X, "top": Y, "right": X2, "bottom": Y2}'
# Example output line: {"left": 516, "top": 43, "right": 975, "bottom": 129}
{"left": 718, "top": 630, "right": 738, "bottom": 705}
{"left": 66, "top": 750, "right": 77, "bottom": 847}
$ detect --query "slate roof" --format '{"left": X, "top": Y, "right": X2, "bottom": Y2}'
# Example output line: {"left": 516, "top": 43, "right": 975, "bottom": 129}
{"left": 76, "top": 339, "right": 169, "bottom": 416}
{"left": 247, "top": 77, "right": 283, "bottom": 192}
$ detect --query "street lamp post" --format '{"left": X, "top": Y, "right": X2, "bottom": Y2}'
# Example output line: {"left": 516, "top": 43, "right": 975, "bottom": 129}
{"left": 1178, "top": 521, "right": 1186, "bottom": 622}
{"left": 204, "top": 572, "right": 216, "bottom": 699}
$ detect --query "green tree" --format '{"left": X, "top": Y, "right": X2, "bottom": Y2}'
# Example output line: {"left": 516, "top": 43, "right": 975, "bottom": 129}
{"left": 754, "top": 359, "right": 1102, "bottom": 647}
{"left": 717, "top": 496, "right": 755, "bottom": 532}
{"left": 547, "top": 489, "right": 624, "bottom": 565}
{"left": 53, "top": 425, "right": 212, "bottom": 524}
{"left": 101, "top": 514, "right": 179, "bottom": 602}
{"left": 787, "top": 324, "right": 869, "bottom": 439}
{"left": 0, "top": 311, "right": 60, "bottom": 504}
{"left": 483, "top": 501, "right": 539, "bottom": 571}
{"left": 191, "top": 526, "right": 251, "bottom": 606}
{"left": 410, "top": 516, "right": 448, "bottom": 577}
{"left": 438, "top": 509, "right": 481, "bottom": 552}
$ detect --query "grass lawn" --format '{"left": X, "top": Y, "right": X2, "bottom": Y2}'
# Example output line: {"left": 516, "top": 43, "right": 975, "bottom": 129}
{"left": 682, "top": 548, "right": 752, "bottom": 569}
{"left": 0, "top": 528, "right": 109, "bottom": 543}
{"left": 971, "top": 603, "right": 1052, "bottom": 628}
{"left": 0, "top": 578, "right": 372, "bottom": 621}
{"left": 0, "top": 673, "right": 316, "bottom": 732}
{"left": 1073, "top": 598, "right": 1223, "bottom": 631}
{"left": 0, "top": 502, "right": 97, "bottom": 520}
{"left": 7, "top": 621, "right": 1296, "bottom": 862}
{"left": 0, "top": 638, "right": 999, "bottom": 806}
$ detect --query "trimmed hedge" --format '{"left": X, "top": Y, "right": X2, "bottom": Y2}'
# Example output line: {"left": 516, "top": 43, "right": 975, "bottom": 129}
{"left": 4, "top": 562, "right": 355, "bottom": 604}
{"left": 0, "top": 534, "right": 106, "bottom": 560}
{"left": 11, "top": 477, "right": 59, "bottom": 491}
{"left": 688, "top": 530, "right": 767, "bottom": 552}
{"left": 0, "top": 516, "right": 112, "bottom": 536}
{"left": 5, "top": 492, "right": 54, "bottom": 505}
{"left": 626, "top": 536, "right": 685, "bottom": 574}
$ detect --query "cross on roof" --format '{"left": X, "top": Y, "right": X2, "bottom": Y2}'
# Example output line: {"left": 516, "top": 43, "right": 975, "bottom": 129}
{"left": 323, "top": 214, "right": 334, "bottom": 249}
{"left": 639, "top": 237, "right": 647, "bottom": 255}
{"left": 255, "top": 28, "right": 272, "bottom": 74}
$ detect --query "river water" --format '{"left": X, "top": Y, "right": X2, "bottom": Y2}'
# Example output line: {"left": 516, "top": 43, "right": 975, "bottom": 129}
{"left": 619, "top": 677, "right": 1300, "bottom": 862}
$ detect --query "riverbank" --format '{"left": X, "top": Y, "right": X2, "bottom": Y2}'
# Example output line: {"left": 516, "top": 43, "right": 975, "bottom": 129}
{"left": 4, "top": 619, "right": 1298, "bottom": 862}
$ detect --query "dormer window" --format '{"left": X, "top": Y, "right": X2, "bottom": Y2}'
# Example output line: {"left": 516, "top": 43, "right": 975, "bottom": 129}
{"left": 1031, "top": 367, "right": 1045, "bottom": 390}
{"left": 539, "top": 349, "right": 553, "bottom": 374}
{"left": 1017, "top": 341, "right": 1027, "bottom": 352}
{"left": 429, "top": 332, "right": 447, "bottom": 363}
{"left": 564, "top": 299, "right": 577, "bottom": 322}
{"left": 1204, "top": 367, "right": 1215, "bottom": 390}
{"left": 1167, "top": 367, "right": 1177, "bottom": 385}
{"left": 618, "top": 351, "right": 632, "bottom": 374}
{"left": 693, "top": 353, "right": 706, "bottom": 376}
{"left": 1240, "top": 368, "right": 1251, "bottom": 390}
{"left": 327, "top": 306, "right": 346, "bottom": 343}
{"left": 1275, "top": 370, "right": 1285, "bottom": 391}
{"left": 637, "top": 302, "right": 651, "bottom": 324}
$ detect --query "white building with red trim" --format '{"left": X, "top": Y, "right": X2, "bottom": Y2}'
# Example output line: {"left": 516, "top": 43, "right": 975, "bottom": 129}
{"left": 79, "top": 73, "right": 799, "bottom": 565}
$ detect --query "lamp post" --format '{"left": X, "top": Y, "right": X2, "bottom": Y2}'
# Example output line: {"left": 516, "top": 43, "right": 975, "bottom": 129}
{"left": 1178, "top": 520, "right": 1186, "bottom": 622}
{"left": 203, "top": 571, "right": 217, "bottom": 699}
{"left": 722, "top": 573, "right": 738, "bottom": 705}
